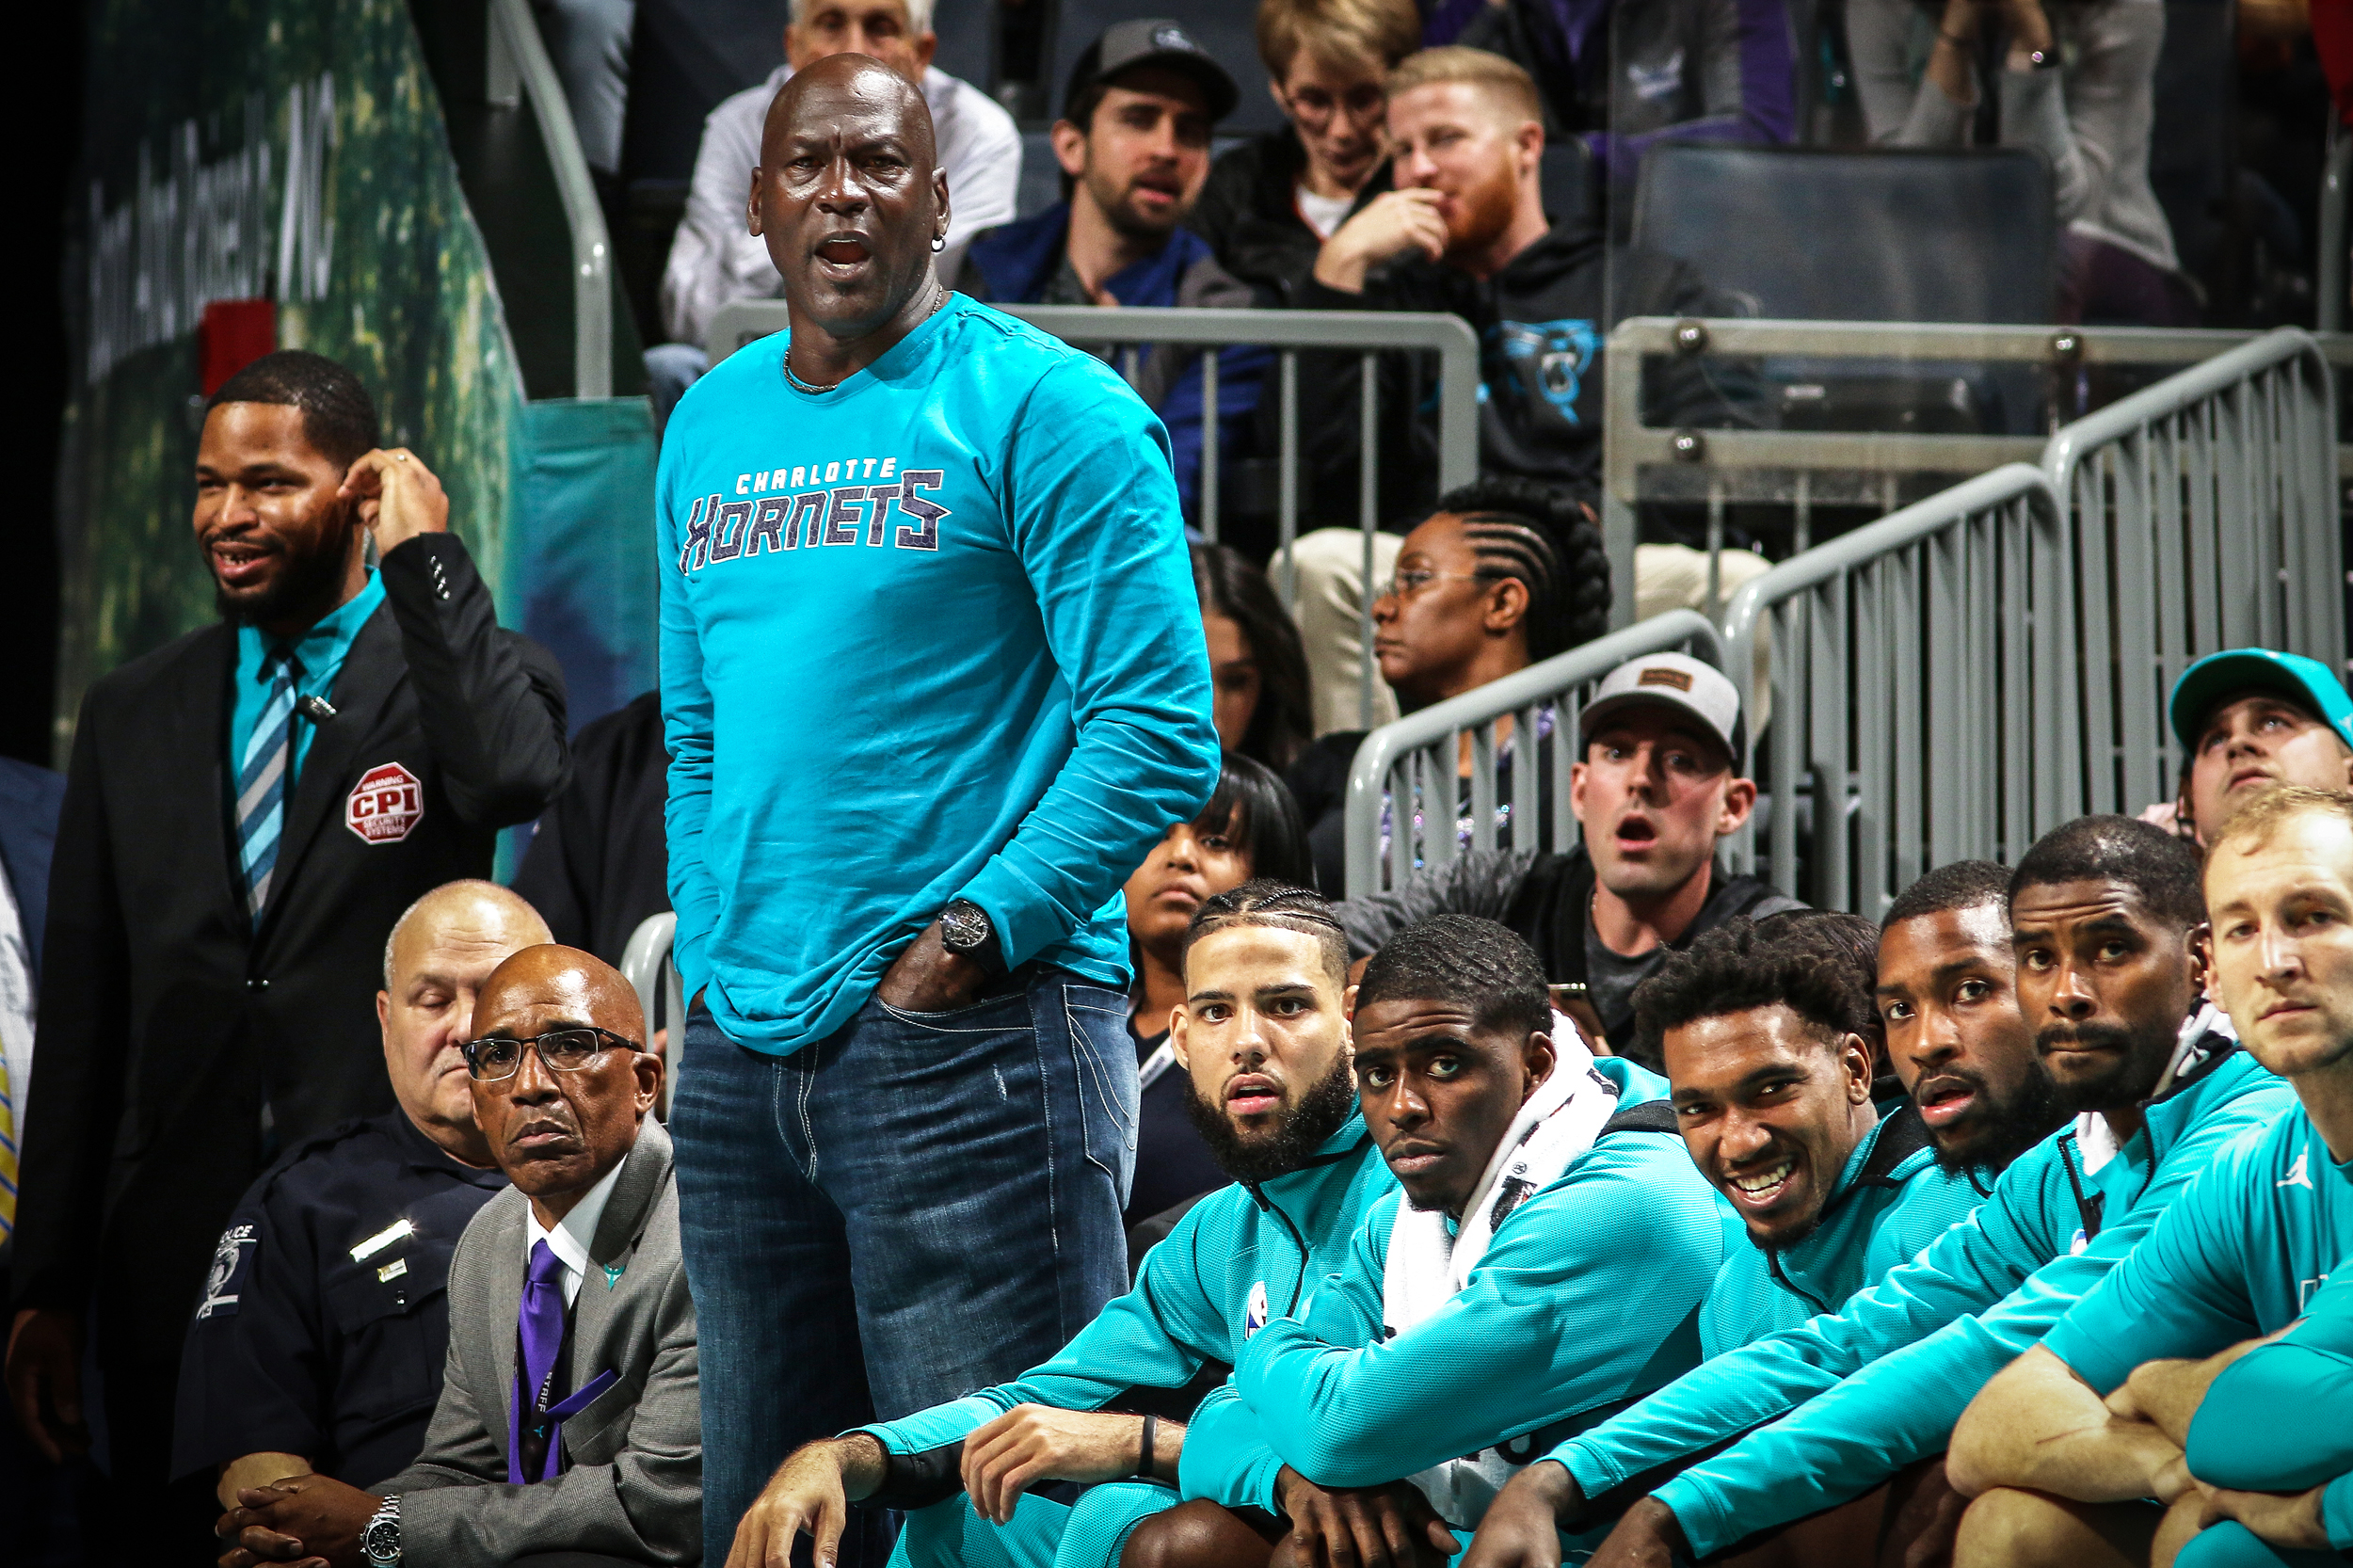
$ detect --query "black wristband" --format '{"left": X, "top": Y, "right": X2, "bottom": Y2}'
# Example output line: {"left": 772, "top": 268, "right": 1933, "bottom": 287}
{"left": 1137, "top": 1414, "right": 1159, "bottom": 1480}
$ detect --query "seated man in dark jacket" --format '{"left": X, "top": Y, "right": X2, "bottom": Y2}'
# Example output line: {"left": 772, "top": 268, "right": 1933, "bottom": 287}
{"left": 1332, "top": 649, "right": 1800, "bottom": 1061}
{"left": 958, "top": 20, "right": 1265, "bottom": 520}
{"left": 1292, "top": 44, "right": 1741, "bottom": 526}
{"left": 1188, "top": 0, "right": 1417, "bottom": 307}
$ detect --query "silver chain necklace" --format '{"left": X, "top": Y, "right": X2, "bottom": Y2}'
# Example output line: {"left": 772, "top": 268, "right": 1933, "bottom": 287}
{"left": 786, "top": 287, "right": 948, "bottom": 393}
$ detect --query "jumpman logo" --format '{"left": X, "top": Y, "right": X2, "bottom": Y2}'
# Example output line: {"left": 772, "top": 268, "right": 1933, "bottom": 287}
{"left": 2280, "top": 1151, "right": 2313, "bottom": 1191}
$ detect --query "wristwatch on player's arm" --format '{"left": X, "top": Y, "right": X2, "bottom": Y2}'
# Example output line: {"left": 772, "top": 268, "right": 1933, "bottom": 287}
{"left": 361, "top": 1495, "right": 401, "bottom": 1567}
{"left": 939, "top": 898, "right": 1008, "bottom": 978}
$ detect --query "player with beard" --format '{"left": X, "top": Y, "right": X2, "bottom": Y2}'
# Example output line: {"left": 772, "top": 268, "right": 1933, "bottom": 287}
{"left": 1127, "top": 915, "right": 1729, "bottom": 1568}
{"left": 1287, "top": 45, "right": 1737, "bottom": 528}
{"left": 725, "top": 883, "right": 1391, "bottom": 1568}
{"left": 957, "top": 21, "right": 1265, "bottom": 520}
{"left": 1457, "top": 817, "right": 2295, "bottom": 1568}
{"left": 7, "top": 351, "right": 567, "bottom": 1560}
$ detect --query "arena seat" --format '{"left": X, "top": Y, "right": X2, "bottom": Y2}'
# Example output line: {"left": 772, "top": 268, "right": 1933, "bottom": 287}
{"left": 1632, "top": 144, "right": 2057, "bottom": 435}
{"left": 1631, "top": 144, "right": 2056, "bottom": 324}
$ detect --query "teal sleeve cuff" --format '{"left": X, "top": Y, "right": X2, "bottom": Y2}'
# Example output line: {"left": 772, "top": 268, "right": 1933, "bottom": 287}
{"left": 1647, "top": 1477, "right": 1721, "bottom": 1558}
{"left": 1177, "top": 1386, "right": 1287, "bottom": 1512}
{"left": 862, "top": 1394, "right": 1010, "bottom": 1456}
{"left": 2324, "top": 1470, "right": 2353, "bottom": 1552}
{"left": 1553, "top": 1438, "right": 1618, "bottom": 1500}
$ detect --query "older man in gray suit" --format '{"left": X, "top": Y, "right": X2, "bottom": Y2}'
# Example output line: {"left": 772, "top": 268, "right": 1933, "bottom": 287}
{"left": 215, "top": 945, "right": 699, "bottom": 1568}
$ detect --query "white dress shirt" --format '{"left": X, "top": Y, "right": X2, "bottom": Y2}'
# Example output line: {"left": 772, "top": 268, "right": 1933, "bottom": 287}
{"left": 660, "top": 63, "right": 1022, "bottom": 345}
{"left": 0, "top": 863, "right": 36, "bottom": 1144}
{"left": 522, "top": 1151, "right": 630, "bottom": 1307}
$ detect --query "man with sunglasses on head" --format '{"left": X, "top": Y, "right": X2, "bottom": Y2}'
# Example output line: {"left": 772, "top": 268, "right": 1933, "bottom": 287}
{"left": 215, "top": 946, "right": 697, "bottom": 1568}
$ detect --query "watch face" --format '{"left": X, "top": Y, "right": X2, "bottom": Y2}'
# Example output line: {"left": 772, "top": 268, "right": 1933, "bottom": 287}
{"left": 363, "top": 1519, "right": 400, "bottom": 1563}
{"left": 941, "top": 903, "right": 988, "bottom": 951}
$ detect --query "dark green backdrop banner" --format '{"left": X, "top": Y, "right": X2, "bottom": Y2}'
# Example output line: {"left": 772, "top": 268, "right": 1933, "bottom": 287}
{"left": 56, "top": 0, "right": 526, "bottom": 753}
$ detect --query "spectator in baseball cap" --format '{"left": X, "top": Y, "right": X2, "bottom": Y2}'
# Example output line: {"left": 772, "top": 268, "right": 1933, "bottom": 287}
{"left": 2161, "top": 648, "right": 2353, "bottom": 844}
{"left": 956, "top": 20, "right": 1262, "bottom": 522}
{"left": 1328, "top": 648, "right": 1802, "bottom": 1064}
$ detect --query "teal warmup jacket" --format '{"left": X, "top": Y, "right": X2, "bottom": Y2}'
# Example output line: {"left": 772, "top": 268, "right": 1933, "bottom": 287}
{"left": 2185, "top": 1249, "right": 2353, "bottom": 1553}
{"left": 1553, "top": 1037, "right": 2292, "bottom": 1559}
{"left": 1701, "top": 1103, "right": 1987, "bottom": 1357}
{"left": 1193, "top": 1059, "right": 1735, "bottom": 1533}
{"left": 861, "top": 1116, "right": 1393, "bottom": 1495}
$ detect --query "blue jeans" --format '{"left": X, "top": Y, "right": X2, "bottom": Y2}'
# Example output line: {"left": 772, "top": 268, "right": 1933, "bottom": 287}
{"left": 674, "top": 971, "right": 1139, "bottom": 1568}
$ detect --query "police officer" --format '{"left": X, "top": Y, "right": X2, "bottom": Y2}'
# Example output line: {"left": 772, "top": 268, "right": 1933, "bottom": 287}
{"left": 172, "top": 881, "right": 548, "bottom": 1508}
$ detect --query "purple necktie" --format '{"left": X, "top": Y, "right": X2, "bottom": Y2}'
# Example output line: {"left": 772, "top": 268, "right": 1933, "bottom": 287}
{"left": 511, "top": 1239, "right": 568, "bottom": 1483}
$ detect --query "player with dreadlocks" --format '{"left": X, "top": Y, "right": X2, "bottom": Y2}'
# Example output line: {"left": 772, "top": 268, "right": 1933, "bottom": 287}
{"left": 1286, "top": 476, "right": 1612, "bottom": 892}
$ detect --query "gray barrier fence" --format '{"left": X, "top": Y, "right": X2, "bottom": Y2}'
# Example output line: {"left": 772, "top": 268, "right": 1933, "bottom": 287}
{"left": 1598, "top": 316, "right": 2353, "bottom": 635}
{"left": 1720, "top": 326, "right": 2341, "bottom": 913}
{"left": 488, "top": 0, "right": 613, "bottom": 397}
{"left": 702, "top": 302, "right": 1482, "bottom": 728}
{"left": 1341, "top": 610, "right": 1725, "bottom": 898}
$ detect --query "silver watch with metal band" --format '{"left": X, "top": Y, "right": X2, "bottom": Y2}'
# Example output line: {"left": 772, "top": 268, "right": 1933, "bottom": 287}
{"left": 361, "top": 1495, "right": 401, "bottom": 1567}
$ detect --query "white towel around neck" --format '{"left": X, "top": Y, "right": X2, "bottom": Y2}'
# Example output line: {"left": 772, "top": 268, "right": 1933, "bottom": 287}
{"left": 1381, "top": 1013, "right": 1621, "bottom": 1525}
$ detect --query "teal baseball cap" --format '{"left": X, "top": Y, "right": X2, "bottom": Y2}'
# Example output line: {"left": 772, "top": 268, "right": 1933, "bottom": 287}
{"left": 2168, "top": 648, "right": 2353, "bottom": 752}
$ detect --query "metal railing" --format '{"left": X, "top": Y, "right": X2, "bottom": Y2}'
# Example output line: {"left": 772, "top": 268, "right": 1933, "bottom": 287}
{"left": 2041, "top": 328, "right": 2343, "bottom": 820}
{"left": 1720, "top": 327, "right": 2340, "bottom": 913}
{"left": 620, "top": 911, "right": 685, "bottom": 1113}
{"left": 705, "top": 301, "right": 1481, "bottom": 725}
{"left": 1342, "top": 611, "right": 1725, "bottom": 898}
{"left": 1721, "top": 465, "right": 2067, "bottom": 910}
{"left": 488, "top": 0, "right": 613, "bottom": 398}
{"left": 1599, "top": 316, "right": 2353, "bottom": 632}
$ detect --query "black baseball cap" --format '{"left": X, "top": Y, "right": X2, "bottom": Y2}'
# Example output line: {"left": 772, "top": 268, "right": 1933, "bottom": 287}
{"left": 1063, "top": 19, "right": 1240, "bottom": 125}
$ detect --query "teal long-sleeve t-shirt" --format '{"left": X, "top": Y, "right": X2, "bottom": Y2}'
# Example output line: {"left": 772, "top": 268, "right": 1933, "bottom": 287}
{"left": 657, "top": 296, "right": 1221, "bottom": 1049}
{"left": 2186, "top": 1237, "right": 2353, "bottom": 1550}
{"left": 1700, "top": 1103, "right": 1988, "bottom": 1357}
{"left": 1554, "top": 1043, "right": 2292, "bottom": 1559}
{"left": 858, "top": 1118, "right": 1395, "bottom": 1506}
{"left": 1199, "top": 1059, "right": 1734, "bottom": 1528}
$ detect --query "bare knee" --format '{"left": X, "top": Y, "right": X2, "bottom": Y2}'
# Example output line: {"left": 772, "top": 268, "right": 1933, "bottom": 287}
{"left": 1122, "top": 1501, "right": 1280, "bottom": 1568}
{"left": 1956, "top": 1488, "right": 2156, "bottom": 1568}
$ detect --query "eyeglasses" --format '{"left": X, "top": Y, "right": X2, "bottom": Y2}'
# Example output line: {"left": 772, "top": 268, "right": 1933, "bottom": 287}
{"left": 1284, "top": 83, "right": 1388, "bottom": 130}
{"left": 461, "top": 1026, "right": 642, "bottom": 1082}
{"left": 1380, "top": 568, "right": 1487, "bottom": 600}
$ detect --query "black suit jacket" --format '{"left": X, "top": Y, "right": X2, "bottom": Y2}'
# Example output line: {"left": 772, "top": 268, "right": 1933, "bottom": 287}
{"left": 12, "top": 534, "right": 568, "bottom": 1362}
{"left": 510, "top": 690, "right": 670, "bottom": 968}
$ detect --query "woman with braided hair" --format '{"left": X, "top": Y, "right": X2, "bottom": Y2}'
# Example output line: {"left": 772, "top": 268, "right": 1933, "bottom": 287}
{"left": 1284, "top": 477, "right": 1611, "bottom": 893}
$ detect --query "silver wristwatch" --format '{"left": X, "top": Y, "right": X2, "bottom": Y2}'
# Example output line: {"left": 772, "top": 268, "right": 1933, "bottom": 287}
{"left": 361, "top": 1495, "right": 401, "bottom": 1567}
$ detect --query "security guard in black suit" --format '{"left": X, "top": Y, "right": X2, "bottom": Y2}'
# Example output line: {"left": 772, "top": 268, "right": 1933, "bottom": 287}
{"left": 172, "top": 880, "right": 550, "bottom": 1508}
{"left": 4, "top": 352, "right": 569, "bottom": 1562}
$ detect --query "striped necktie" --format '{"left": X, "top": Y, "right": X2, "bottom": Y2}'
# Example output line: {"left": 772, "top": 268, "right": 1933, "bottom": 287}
{"left": 237, "top": 647, "right": 304, "bottom": 918}
{"left": 0, "top": 1054, "right": 15, "bottom": 1240}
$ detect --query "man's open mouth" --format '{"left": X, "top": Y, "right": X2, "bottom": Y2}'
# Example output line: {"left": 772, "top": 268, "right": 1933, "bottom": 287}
{"left": 816, "top": 234, "right": 873, "bottom": 266}
{"left": 1226, "top": 1073, "right": 1283, "bottom": 1117}
{"left": 1615, "top": 815, "right": 1658, "bottom": 849}
{"left": 1914, "top": 1075, "right": 1979, "bottom": 1128}
{"left": 210, "top": 538, "right": 275, "bottom": 585}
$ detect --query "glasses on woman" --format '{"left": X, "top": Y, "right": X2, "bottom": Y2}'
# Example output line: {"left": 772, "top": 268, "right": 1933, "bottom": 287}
{"left": 461, "top": 1025, "right": 642, "bottom": 1082}
{"left": 1284, "top": 83, "right": 1387, "bottom": 132}
{"left": 1381, "top": 568, "right": 1486, "bottom": 600}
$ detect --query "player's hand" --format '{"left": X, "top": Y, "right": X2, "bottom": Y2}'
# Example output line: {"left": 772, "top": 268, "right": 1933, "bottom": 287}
{"left": 963, "top": 1406, "right": 1173, "bottom": 1524}
{"left": 1584, "top": 1497, "right": 1689, "bottom": 1568}
{"left": 1462, "top": 1461, "right": 1582, "bottom": 1568}
{"left": 5, "top": 1308, "right": 88, "bottom": 1462}
{"left": 728, "top": 1434, "right": 886, "bottom": 1568}
{"left": 2200, "top": 1481, "right": 2331, "bottom": 1550}
{"left": 339, "top": 448, "right": 450, "bottom": 556}
{"left": 1275, "top": 1466, "right": 1457, "bottom": 1568}
{"left": 1312, "top": 190, "right": 1450, "bottom": 293}
{"left": 216, "top": 1475, "right": 378, "bottom": 1568}
{"left": 876, "top": 920, "right": 989, "bottom": 1014}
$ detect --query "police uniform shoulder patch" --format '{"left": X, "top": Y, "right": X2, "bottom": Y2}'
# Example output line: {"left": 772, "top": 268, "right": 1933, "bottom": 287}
{"left": 197, "top": 1223, "right": 260, "bottom": 1320}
